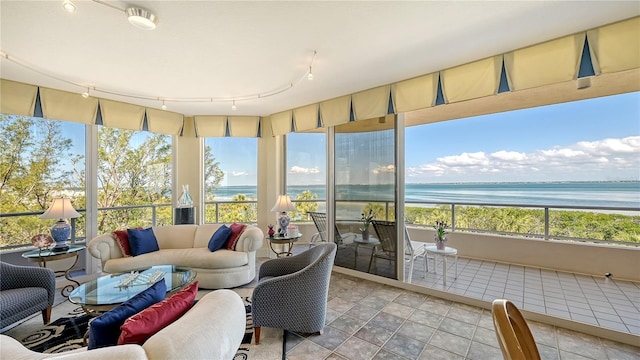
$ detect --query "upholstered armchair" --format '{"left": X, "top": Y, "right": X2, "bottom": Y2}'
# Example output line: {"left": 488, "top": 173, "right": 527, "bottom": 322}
{"left": 0, "top": 261, "right": 56, "bottom": 329}
{"left": 251, "top": 243, "right": 337, "bottom": 344}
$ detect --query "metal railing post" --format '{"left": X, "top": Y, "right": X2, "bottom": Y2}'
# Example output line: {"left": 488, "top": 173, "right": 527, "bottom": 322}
{"left": 451, "top": 204, "right": 456, "bottom": 231}
{"left": 152, "top": 205, "right": 157, "bottom": 227}
{"left": 544, "top": 207, "right": 549, "bottom": 240}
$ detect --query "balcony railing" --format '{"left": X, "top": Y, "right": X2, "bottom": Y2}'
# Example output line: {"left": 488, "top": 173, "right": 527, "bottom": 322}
{"left": 2, "top": 200, "right": 638, "bottom": 250}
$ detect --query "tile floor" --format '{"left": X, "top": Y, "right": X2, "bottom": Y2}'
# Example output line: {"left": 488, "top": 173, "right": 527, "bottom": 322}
{"left": 327, "top": 243, "right": 640, "bottom": 336}
{"left": 284, "top": 272, "right": 640, "bottom": 360}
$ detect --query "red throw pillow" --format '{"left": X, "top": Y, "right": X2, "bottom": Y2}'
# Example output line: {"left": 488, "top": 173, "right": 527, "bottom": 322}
{"left": 112, "top": 230, "right": 132, "bottom": 257}
{"left": 117, "top": 281, "right": 199, "bottom": 345}
{"left": 226, "top": 223, "right": 247, "bottom": 250}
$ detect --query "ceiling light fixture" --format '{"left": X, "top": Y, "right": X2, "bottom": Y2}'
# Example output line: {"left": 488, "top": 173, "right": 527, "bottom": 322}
{"left": 126, "top": 7, "right": 158, "bottom": 30}
{"left": 161, "top": 99, "right": 167, "bottom": 110}
{"left": 307, "top": 66, "right": 313, "bottom": 81}
{"left": 82, "top": 88, "right": 89, "bottom": 98}
{"left": 0, "top": 49, "right": 316, "bottom": 109}
{"left": 62, "top": 0, "right": 76, "bottom": 13}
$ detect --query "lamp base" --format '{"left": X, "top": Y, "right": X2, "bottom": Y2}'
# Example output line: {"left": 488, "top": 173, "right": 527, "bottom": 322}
{"left": 50, "top": 220, "right": 71, "bottom": 252}
{"left": 277, "top": 212, "right": 290, "bottom": 236}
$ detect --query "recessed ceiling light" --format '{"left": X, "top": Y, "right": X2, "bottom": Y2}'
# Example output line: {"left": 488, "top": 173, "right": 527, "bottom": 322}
{"left": 62, "top": 0, "right": 76, "bottom": 13}
{"left": 126, "top": 7, "right": 158, "bottom": 30}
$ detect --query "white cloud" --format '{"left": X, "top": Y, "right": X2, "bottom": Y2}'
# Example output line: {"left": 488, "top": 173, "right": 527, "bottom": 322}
{"left": 407, "top": 136, "right": 640, "bottom": 182}
{"left": 491, "top": 151, "right": 527, "bottom": 161}
{"left": 289, "top": 166, "right": 320, "bottom": 174}
{"left": 231, "top": 171, "right": 249, "bottom": 177}
{"left": 373, "top": 164, "right": 395, "bottom": 174}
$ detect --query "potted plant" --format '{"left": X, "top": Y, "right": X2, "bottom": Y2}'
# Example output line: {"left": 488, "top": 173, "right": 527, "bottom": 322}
{"left": 434, "top": 221, "right": 448, "bottom": 250}
{"left": 360, "top": 209, "right": 374, "bottom": 241}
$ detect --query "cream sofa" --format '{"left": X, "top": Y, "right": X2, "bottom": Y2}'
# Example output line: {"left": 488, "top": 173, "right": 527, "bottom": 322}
{"left": 88, "top": 224, "right": 264, "bottom": 289}
{"left": 0, "top": 289, "right": 245, "bottom": 360}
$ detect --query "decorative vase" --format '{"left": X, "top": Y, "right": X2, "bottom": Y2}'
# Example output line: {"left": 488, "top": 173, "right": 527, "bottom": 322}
{"left": 178, "top": 185, "right": 193, "bottom": 208}
{"left": 361, "top": 229, "right": 370, "bottom": 242}
{"left": 267, "top": 225, "right": 275, "bottom": 238}
{"left": 435, "top": 235, "right": 446, "bottom": 250}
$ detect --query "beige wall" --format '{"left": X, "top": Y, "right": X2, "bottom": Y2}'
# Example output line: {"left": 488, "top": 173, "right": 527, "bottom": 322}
{"left": 407, "top": 227, "right": 640, "bottom": 282}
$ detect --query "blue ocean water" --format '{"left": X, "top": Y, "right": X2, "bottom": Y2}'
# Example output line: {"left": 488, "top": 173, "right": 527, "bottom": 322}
{"left": 212, "top": 181, "right": 640, "bottom": 208}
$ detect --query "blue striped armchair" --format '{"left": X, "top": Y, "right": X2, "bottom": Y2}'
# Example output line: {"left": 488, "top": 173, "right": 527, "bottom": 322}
{"left": 0, "top": 261, "right": 56, "bottom": 329}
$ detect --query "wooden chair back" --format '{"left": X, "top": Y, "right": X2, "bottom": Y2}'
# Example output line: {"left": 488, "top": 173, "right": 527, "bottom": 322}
{"left": 492, "top": 299, "right": 541, "bottom": 360}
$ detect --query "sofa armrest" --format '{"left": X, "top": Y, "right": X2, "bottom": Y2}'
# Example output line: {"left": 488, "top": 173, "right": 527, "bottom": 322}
{"left": 143, "top": 290, "right": 245, "bottom": 360}
{"left": 87, "top": 234, "right": 124, "bottom": 269}
{"left": 234, "top": 225, "right": 264, "bottom": 253}
{"left": 0, "top": 335, "right": 147, "bottom": 360}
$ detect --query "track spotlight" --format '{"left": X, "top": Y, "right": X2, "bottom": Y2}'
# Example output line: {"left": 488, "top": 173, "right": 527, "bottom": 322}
{"left": 161, "top": 100, "right": 167, "bottom": 110}
{"left": 82, "top": 88, "right": 89, "bottom": 98}
{"left": 62, "top": 0, "right": 76, "bottom": 13}
{"left": 231, "top": 100, "right": 237, "bottom": 111}
{"left": 307, "top": 66, "right": 313, "bottom": 81}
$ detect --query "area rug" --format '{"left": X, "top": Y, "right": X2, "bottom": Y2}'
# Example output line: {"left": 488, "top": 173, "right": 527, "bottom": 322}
{"left": 4, "top": 295, "right": 284, "bottom": 360}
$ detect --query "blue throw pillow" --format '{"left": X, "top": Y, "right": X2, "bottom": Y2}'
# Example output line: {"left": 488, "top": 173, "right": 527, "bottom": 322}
{"left": 208, "top": 224, "right": 232, "bottom": 252}
{"left": 88, "top": 279, "right": 166, "bottom": 349}
{"left": 128, "top": 227, "right": 160, "bottom": 256}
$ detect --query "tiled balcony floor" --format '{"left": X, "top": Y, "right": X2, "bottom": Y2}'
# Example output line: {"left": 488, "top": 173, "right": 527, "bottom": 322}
{"left": 327, "top": 243, "right": 640, "bottom": 336}
{"left": 408, "top": 256, "right": 640, "bottom": 337}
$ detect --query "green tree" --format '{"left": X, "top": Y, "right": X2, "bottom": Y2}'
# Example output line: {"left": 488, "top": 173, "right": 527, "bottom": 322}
{"left": 294, "top": 190, "right": 318, "bottom": 221}
{"left": 219, "top": 194, "right": 257, "bottom": 223}
{"left": 72, "top": 127, "right": 174, "bottom": 232}
{"left": 0, "top": 116, "right": 75, "bottom": 247}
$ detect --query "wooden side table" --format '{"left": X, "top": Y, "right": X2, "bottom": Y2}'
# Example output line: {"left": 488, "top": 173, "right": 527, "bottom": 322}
{"left": 22, "top": 244, "right": 86, "bottom": 297}
{"left": 267, "top": 234, "right": 302, "bottom": 257}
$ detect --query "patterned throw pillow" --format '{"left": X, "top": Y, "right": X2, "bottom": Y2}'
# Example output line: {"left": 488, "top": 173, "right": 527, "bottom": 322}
{"left": 127, "top": 228, "right": 160, "bottom": 256}
{"left": 226, "top": 223, "right": 247, "bottom": 251}
{"left": 118, "top": 281, "right": 199, "bottom": 345}
{"left": 112, "top": 230, "right": 132, "bottom": 257}
{"left": 88, "top": 280, "right": 166, "bottom": 349}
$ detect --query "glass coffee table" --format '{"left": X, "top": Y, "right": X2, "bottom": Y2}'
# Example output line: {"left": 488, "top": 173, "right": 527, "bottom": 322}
{"left": 69, "top": 265, "right": 196, "bottom": 316}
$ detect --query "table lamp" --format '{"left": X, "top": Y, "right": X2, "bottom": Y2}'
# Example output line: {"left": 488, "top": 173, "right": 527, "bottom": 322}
{"left": 271, "top": 195, "right": 296, "bottom": 236}
{"left": 40, "top": 198, "right": 81, "bottom": 251}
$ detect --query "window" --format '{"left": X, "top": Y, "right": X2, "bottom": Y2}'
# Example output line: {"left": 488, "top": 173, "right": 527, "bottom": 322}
{"left": 404, "top": 92, "right": 640, "bottom": 244}
{"left": 96, "top": 127, "right": 172, "bottom": 231}
{"left": 204, "top": 137, "right": 257, "bottom": 223}
{"left": 334, "top": 118, "right": 396, "bottom": 277}
{"left": 0, "top": 115, "right": 86, "bottom": 248}
{"left": 286, "top": 132, "right": 326, "bottom": 222}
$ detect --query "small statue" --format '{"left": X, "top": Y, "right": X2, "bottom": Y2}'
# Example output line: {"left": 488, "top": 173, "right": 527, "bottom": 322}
{"left": 267, "top": 224, "right": 275, "bottom": 238}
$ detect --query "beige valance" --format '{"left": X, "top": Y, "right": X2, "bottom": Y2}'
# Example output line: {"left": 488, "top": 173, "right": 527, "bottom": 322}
{"left": 228, "top": 116, "right": 261, "bottom": 137}
{"left": 293, "top": 104, "right": 319, "bottom": 131}
{"left": 194, "top": 115, "right": 227, "bottom": 137}
{"left": 39, "top": 87, "right": 98, "bottom": 124}
{"left": 0, "top": 79, "right": 38, "bottom": 116}
{"left": 391, "top": 73, "right": 437, "bottom": 113}
{"left": 587, "top": 17, "right": 640, "bottom": 75}
{"left": 319, "top": 95, "right": 351, "bottom": 127}
{"left": 99, "top": 99, "right": 145, "bottom": 130}
{"left": 442, "top": 56, "right": 502, "bottom": 103}
{"left": 146, "top": 108, "right": 184, "bottom": 135}
{"left": 504, "top": 34, "right": 584, "bottom": 91}
{"left": 351, "top": 85, "right": 390, "bottom": 120}
{"left": 270, "top": 110, "right": 293, "bottom": 136}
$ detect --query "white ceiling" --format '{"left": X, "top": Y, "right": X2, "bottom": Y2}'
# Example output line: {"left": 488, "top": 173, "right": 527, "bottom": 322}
{"left": 1, "top": 1, "right": 638, "bottom": 117}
